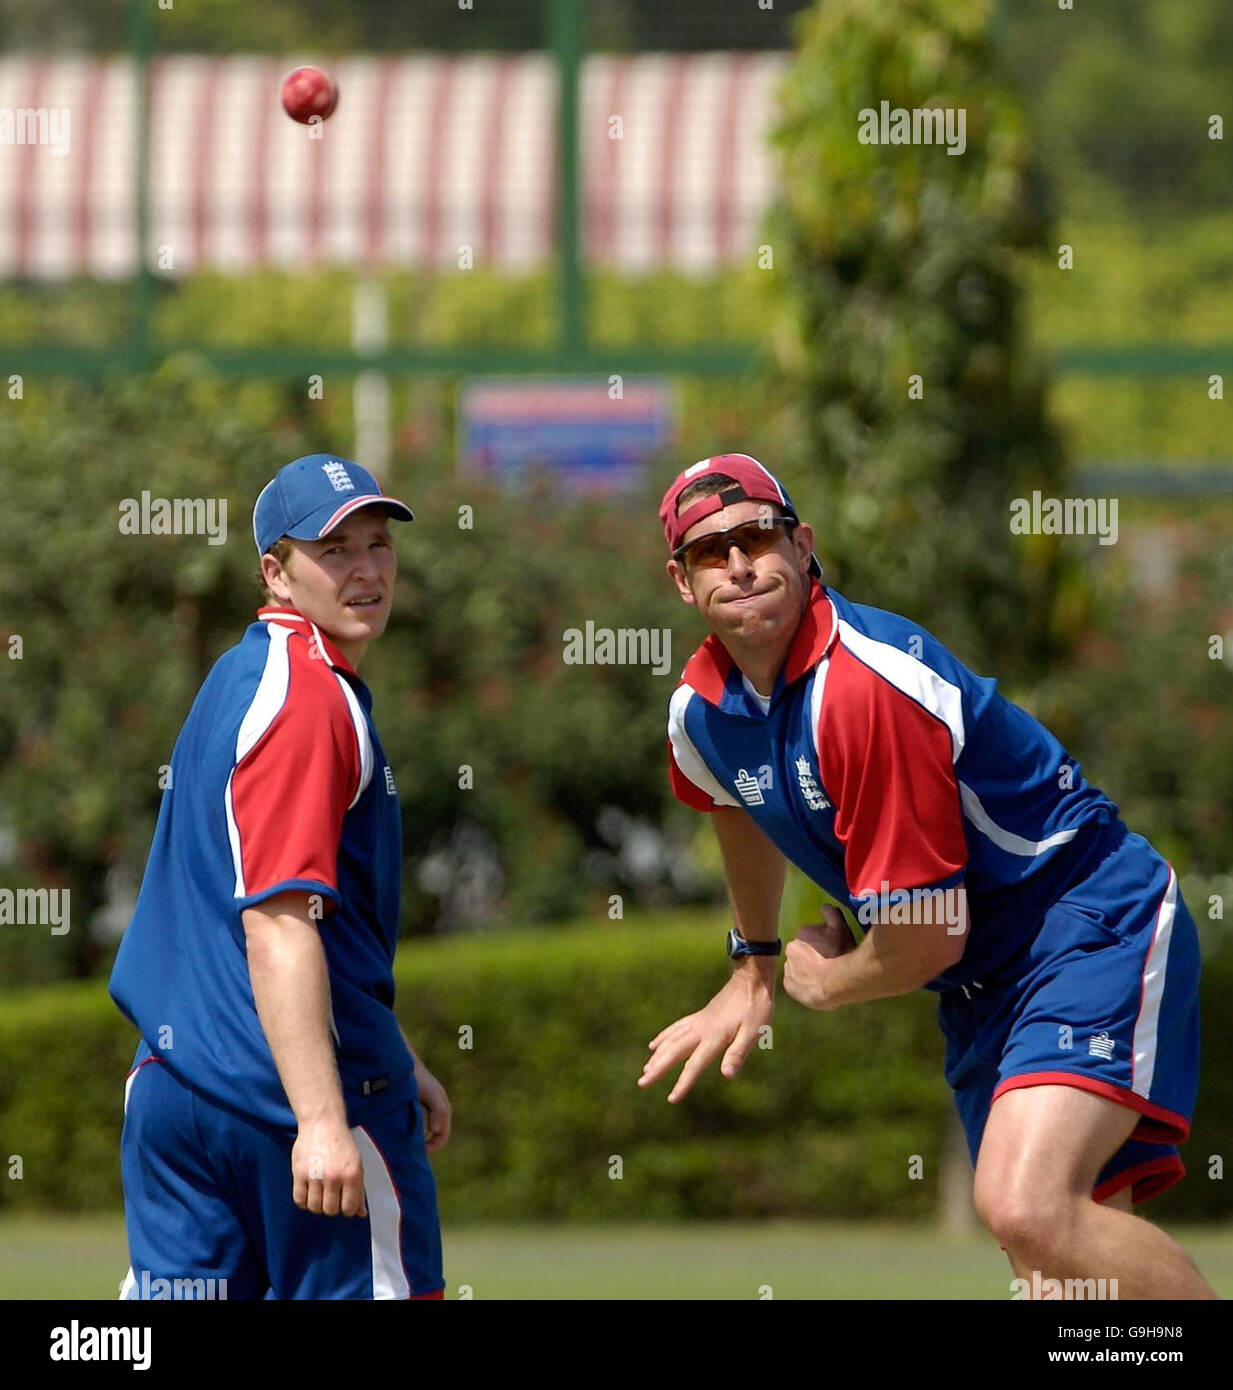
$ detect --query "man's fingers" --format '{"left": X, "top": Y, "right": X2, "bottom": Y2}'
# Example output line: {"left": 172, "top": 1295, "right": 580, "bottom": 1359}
{"left": 639, "top": 1031, "right": 695, "bottom": 1086}
{"left": 666, "top": 1036, "right": 726, "bottom": 1104}
{"left": 647, "top": 1015, "right": 696, "bottom": 1051}
{"left": 720, "top": 1024, "right": 759, "bottom": 1079}
{"left": 792, "top": 917, "right": 855, "bottom": 960}
{"left": 341, "top": 1176, "right": 367, "bottom": 1218}
{"left": 424, "top": 1104, "right": 451, "bottom": 1150}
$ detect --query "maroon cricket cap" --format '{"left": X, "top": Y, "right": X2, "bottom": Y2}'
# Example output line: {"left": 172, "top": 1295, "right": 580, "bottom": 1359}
{"left": 659, "top": 453, "right": 821, "bottom": 577}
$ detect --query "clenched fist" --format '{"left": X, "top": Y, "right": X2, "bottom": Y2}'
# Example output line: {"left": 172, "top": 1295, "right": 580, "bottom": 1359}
{"left": 783, "top": 905, "right": 857, "bottom": 1009}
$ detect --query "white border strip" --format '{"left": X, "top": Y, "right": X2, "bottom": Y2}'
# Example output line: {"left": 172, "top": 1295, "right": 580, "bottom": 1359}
{"left": 1132, "top": 868, "right": 1176, "bottom": 1099}
{"left": 354, "top": 1125, "right": 409, "bottom": 1299}
{"left": 668, "top": 684, "right": 739, "bottom": 808}
{"left": 958, "top": 783, "right": 1080, "bottom": 857}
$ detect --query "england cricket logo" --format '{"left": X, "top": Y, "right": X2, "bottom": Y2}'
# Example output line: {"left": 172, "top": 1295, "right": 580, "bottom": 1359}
{"left": 796, "top": 756, "right": 829, "bottom": 811}
{"left": 322, "top": 459, "right": 354, "bottom": 492}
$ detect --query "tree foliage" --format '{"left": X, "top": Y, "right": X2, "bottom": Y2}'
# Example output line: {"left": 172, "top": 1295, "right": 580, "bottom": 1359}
{"left": 770, "top": 0, "right": 1075, "bottom": 682}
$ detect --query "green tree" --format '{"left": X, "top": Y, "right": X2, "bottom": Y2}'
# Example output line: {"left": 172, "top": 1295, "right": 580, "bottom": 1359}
{"left": 0, "top": 365, "right": 707, "bottom": 986}
{"left": 771, "top": 0, "right": 1074, "bottom": 684}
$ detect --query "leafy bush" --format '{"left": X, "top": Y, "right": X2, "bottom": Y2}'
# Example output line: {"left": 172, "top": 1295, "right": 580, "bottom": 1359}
{"left": 1, "top": 918, "right": 1229, "bottom": 1220}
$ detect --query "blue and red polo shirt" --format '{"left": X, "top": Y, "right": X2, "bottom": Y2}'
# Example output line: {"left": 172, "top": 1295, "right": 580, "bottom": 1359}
{"left": 667, "top": 581, "right": 1122, "bottom": 988}
{"left": 109, "top": 605, "right": 414, "bottom": 1133}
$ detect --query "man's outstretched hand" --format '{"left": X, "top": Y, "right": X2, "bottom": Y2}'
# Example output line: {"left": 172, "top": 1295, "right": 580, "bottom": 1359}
{"left": 639, "top": 962, "right": 776, "bottom": 1103}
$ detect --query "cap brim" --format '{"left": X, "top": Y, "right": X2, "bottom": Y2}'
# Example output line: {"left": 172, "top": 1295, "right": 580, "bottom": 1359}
{"left": 286, "top": 494, "right": 415, "bottom": 540}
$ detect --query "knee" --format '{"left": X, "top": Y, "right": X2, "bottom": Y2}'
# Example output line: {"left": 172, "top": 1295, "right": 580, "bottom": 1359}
{"left": 974, "top": 1181, "right": 1077, "bottom": 1262}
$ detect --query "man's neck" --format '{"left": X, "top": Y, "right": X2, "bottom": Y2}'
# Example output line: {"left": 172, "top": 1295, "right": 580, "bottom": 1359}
{"left": 721, "top": 627, "right": 798, "bottom": 700}
{"left": 728, "top": 645, "right": 787, "bottom": 700}
{"left": 335, "top": 639, "right": 367, "bottom": 671}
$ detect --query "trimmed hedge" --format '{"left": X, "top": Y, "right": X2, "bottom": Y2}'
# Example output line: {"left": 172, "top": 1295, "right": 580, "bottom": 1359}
{"left": 1, "top": 918, "right": 1230, "bottom": 1221}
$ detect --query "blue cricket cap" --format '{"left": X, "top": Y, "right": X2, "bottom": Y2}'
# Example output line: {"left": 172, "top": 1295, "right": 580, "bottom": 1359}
{"left": 253, "top": 454, "right": 414, "bottom": 555}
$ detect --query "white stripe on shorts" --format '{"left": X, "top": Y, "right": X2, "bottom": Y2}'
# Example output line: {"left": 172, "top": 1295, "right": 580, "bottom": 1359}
{"left": 1132, "top": 867, "right": 1176, "bottom": 1099}
{"left": 354, "top": 1124, "right": 409, "bottom": 1299}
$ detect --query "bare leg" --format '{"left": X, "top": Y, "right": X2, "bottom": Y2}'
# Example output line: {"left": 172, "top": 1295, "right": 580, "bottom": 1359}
{"left": 975, "top": 1086, "right": 1216, "bottom": 1300}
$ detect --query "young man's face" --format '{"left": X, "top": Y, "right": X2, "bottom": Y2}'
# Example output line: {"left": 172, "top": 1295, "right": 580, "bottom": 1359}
{"left": 666, "top": 499, "right": 815, "bottom": 645}
{"left": 262, "top": 508, "right": 397, "bottom": 660}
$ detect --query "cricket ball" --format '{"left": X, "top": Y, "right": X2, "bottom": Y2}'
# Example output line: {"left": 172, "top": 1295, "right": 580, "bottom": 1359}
{"left": 280, "top": 66, "right": 339, "bottom": 124}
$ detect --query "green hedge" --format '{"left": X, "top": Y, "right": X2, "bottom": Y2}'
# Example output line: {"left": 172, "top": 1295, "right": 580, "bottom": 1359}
{"left": 2, "top": 917, "right": 1231, "bottom": 1222}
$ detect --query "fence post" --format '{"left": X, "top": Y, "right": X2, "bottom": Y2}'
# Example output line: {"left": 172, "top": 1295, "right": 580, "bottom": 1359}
{"left": 547, "top": 0, "right": 585, "bottom": 363}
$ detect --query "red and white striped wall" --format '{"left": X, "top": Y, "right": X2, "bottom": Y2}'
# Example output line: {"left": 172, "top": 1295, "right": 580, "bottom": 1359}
{"left": 0, "top": 52, "right": 787, "bottom": 279}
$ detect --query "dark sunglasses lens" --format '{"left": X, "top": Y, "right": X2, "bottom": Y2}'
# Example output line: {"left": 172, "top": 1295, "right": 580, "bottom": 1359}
{"left": 686, "top": 520, "right": 786, "bottom": 569}
{"left": 685, "top": 536, "right": 730, "bottom": 568}
{"left": 735, "top": 523, "right": 784, "bottom": 558}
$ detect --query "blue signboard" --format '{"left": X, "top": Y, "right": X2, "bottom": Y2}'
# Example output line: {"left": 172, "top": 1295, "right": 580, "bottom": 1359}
{"left": 459, "top": 377, "right": 676, "bottom": 494}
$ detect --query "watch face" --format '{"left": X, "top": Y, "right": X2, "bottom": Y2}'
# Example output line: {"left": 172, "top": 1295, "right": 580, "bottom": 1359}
{"left": 726, "top": 929, "right": 742, "bottom": 959}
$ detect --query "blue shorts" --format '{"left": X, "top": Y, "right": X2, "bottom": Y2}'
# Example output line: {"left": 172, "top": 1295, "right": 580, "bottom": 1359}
{"left": 118, "top": 1054, "right": 443, "bottom": 1300}
{"left": 940, "top": 824, "right": 1201, "bottom": 1207}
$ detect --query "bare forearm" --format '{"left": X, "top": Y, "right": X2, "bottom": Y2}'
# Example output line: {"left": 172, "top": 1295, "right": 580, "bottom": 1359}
{"left": 714, "top": 807, "right": 787, "bottom": 944}
{"left": 248, "top": 923, "right": 346, "bottom": 1125}
{"left": 812, "top": 896, "right": 969, "bottom": 1009}
{"left": 814, "top": 929, "right": 938, "bottom": 1007}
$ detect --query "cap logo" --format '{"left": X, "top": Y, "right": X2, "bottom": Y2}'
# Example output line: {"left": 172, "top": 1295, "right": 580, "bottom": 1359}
{"left": 322, "top": 460, "right": 354, "bottom": 493}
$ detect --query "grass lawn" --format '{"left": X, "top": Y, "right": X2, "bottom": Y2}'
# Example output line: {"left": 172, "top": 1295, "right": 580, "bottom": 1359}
{"left": 2, "top": 1215, "right": 1232, "bottom": 1300}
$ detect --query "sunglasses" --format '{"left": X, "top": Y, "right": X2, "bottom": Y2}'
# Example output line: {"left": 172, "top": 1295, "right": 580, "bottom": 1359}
{"left": 672, "top": 517, "right": 799, "bottom": 570}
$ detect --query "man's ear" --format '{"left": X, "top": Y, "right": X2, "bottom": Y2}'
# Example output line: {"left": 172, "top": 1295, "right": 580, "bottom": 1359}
{"left": 261, "top": 550, "right": 294, "bottom": 603}
{"left": 666, "top": 557, "right": 697, "bottom": 606}
{"left": 793, "top": 521, "right": 816, "bottom": 573}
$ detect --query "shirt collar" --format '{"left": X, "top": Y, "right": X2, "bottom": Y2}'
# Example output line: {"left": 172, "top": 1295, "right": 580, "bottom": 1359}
{"left": 678, "top": 581, "right": 838, "bottom": 709}
{"left": 256, "top": 606, "right": 358, "bottom": 677}
{"left": 781, "top": 580, "right": 839, "bottom": 685}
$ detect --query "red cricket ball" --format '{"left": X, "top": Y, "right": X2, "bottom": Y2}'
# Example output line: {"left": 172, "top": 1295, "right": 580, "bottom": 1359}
{"left": 280, "top": 66, "right": 339, "bottom": 124}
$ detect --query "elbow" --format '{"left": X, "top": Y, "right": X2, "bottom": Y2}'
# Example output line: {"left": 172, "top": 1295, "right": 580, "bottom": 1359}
{"left": 919, "top": 918, "right": 968, "bottom": 983}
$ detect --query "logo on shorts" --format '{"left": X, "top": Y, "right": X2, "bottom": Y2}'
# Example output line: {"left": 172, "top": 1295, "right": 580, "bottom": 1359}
{"left": 734, "top": 769, "right": 765, "bottom": 807}
{"left": 384, "top": 765, "right": 397, "bottom": 795}
{"left": 1088, "top": 1031, "right": 1115, "bottom": 1060}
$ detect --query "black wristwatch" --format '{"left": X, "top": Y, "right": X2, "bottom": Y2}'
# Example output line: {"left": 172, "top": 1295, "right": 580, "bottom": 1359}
{"left": 726, "top": 928, "right": 782, "bottom": 960}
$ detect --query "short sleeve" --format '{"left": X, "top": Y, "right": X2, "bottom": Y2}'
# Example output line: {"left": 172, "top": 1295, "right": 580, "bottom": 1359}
{"left": 229, "top": 644, "right": 364, "bottom": 912}
{"left": 666, "top": 685, "right": 740, "bottom": 812}
{"left": 668, "top": 738, "right": 721, "bottom": 812}
{"left": 818, "top": 646, "right": 967, "bottom": 900}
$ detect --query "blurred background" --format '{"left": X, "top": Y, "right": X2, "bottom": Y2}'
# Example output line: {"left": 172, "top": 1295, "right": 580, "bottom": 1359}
{"left": 1, "top": 0, "right": 1231, "bottom": 1299}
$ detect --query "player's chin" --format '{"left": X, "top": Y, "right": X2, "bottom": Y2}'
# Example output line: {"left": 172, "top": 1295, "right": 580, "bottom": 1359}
{"left": 339, "top": 602, "right": 390, "bottom": 636}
